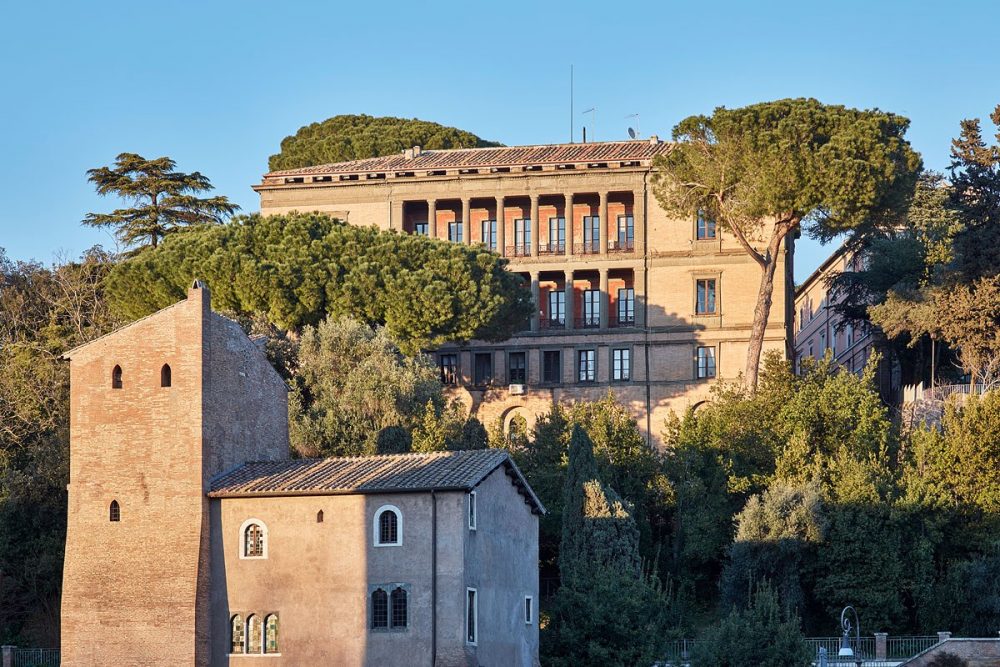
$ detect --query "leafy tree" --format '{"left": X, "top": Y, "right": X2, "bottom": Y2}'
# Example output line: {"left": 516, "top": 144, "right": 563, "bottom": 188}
{"left": 949, "top": 105, "right": 1000, "bottom": 280}
{"left": 452, "top": 417, "right": 488, "bottom": 451}
{"left": 0, "top": 248, "right": 119, "bottom": 644}
{"left": 268, "top": 114, "right": 502, "bottom": 171}
{"left": 652, "top": 98, "right": 921, "bottom": 388}
{"left": 104, "top": 212, "right": 533, "bottom": 353}
{"left": 83, "top": 153, "right": 238, "bottom": 252}
{"left": 721, "top": 483, "right": 825, "bottom": 618}
{"left": 692, "top": 583, "right": 812, "bottom": 667}
{"left": 289, "top": 316, "right": 443, "bottom": 457}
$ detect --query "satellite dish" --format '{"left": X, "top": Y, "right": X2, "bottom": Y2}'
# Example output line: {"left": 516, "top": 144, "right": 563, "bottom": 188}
{"left": 628, "top": 127, "right": 636, "bottom": 139}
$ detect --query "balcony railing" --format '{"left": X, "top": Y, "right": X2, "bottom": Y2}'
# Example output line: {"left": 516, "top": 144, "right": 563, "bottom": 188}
{"left": 505, "top": 244, "right": 531, "bottom": 257}
{"left": 538, "top": 243, "right": 565, "bottom": 255}
{"left": 608, "top": 239, "right": 635, "bottom": 253}
{"left": 610, "top": 314, "right": 635, "bottom": 328}
{"left": 540, "top": 318, "right": 566, "bottom": 330}
{"left": 574, "top": 241, "right": 600, "bottom": 255}
{"left": 574, "top": 316, "right": 600, "bottom": 329}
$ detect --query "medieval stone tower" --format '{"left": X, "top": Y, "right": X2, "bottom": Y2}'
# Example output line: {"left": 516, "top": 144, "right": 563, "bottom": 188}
{"left": 60, "top": 283, "right": 289, "bottom": 666}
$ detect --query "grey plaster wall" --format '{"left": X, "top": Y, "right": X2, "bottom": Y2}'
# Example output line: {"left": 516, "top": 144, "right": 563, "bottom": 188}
{"left": 462, "top": 468, "right": 540, "bottom": 667}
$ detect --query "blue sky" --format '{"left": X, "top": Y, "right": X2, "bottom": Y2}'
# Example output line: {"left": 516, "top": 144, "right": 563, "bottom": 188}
{"left": 1, "top": 0, "right": 998, "bottom": 282}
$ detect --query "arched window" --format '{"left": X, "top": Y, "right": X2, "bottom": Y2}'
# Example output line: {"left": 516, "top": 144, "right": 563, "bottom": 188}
{"left": 112, "top": 365, "right": 123, "bottom": 389}
{"left": 109, "top": 500, "right": 120, "bottom": 522}
{"left": 371, "top": 588, "right": 388, "bottom": 629}
{"left": 373, "top": 505, "right": 401, "bottom": 546}
{"left": 264, "top": 614, "right": 279, "bottom": 654}
{"left": 246, "top": 614, "right": 262, "bottom": 654}
{"left": 316, "top": 510, "right": 324, "bottom": 523}
{"left": 160, "top": 364, "right": 172, "bottom": 387}
{"left": 390, "top": 586, "right": 408, "bottom": 628}
{"left": 240, "top": 520, "right": 267, "bottom": 559}
{"left": 230, "top": 615, "right": 244, "bottom": 654}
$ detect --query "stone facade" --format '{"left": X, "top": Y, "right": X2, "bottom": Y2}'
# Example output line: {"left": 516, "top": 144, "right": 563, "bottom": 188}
{"left": 254, "top": 140, "right": 795, "bottom": 447}
{"left": 60, "top": 286, "right": 541, "bottom": 666}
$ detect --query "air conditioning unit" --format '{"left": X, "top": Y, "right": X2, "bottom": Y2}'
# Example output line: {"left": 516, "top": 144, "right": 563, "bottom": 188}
{"left": 509, "top": 384, "right": 526, "bottom": 395}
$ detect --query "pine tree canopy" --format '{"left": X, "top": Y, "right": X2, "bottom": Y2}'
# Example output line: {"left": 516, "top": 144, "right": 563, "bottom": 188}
{"left": 268, "top": 114, "right": 502, "bottom": 171}
{"left": 103, "top": 212, "right": 533, "bottom": 353}
{"left": 83, "top": 153, "right": 238, "bottom": 252}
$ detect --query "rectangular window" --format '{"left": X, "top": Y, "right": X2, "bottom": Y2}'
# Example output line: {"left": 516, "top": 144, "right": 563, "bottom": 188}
{"left": 548, "top": 290, "right": 566, "bottom": 325}
{"left": 514, "top": 218, "right": 531, "bottom": 254}
{"left": 613, "top": 348, "right": 630, "bottom": 381}
{"left": 468, "top": 491, "right": 477, "bottom": 530}
{"left": 820, "top": 331, "right": 827, "bottom": 352}
{"left": 697, "top": 346, "right": 717, "bottom": 379}
{"left": 578, "top": 349, "right": 596, "bottom": 382}
{"left": 524, "top": 596, "right": 534, "bottom": 624}
{"left": 696, "top": 279, "right": 717, "bottom": 315}
{"left": 466, "top": 588, "right": 478, "bottom": 645}
{"left": 548, "top": 217, "right": 566, "bottom": 251}
{"left": 474, "top": 353, "right": 493, "bottom": 386}
{"left": 616, "top": 215, "right": 634, "bottom": 249}
{"left": 438, "top": 353, "right": 458, "bottom": 386}
{"left": 543, "top": 350, "right": 561, "bottom": 383}
{"left": 508, "top": 352, "right": 526, "bottom": 384}
{"left": 583, "top": 215, "right": 600, "bottom": 252}
{"left": 846, "top": 324, "right": 854, "bottom": 347}
{"left": 448, "top": 221, "right": 463, "bottom": 243}
{"left": 617, "top": 288, "right": 635, "bottom": 325}
{"left": 582, "top": 289, "right": 600, "bottom": 327}
{"left": 481, "top": 219, "right": 497, "bottom": 251}
{"left": 696, "top": 210, "right": 717, "bottom": 239}
{"left": 414, "top": 221, "right": 429, "bottom": 236}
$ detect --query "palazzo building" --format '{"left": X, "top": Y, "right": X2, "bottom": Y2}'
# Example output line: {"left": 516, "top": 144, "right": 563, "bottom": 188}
{"left": 254, "top": 139, "right": 795, "bottom": 445}
{"left": 60, "top": 284, "right": 543, "bottom": 667}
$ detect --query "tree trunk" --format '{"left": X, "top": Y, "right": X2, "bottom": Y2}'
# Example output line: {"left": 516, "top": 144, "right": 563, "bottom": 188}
{"left": 744, "top": 253, "right": 780, "bottom": 390}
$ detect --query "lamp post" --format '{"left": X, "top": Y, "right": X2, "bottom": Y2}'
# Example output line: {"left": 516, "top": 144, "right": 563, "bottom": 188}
{"left": 838, "top": 606, "right": 862, "bottom": 666}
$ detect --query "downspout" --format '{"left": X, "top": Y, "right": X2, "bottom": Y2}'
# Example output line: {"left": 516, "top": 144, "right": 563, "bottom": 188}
{"left": 431, "top": 490, "right": 437, "bottom": 666}
{"left": 642, "top": 174, "right": 652, "bottom": 447}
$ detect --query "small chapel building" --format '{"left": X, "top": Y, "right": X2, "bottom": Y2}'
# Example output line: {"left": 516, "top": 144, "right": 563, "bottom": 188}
{"left": 60, "top": 282, "right": 543, "bottom": 667}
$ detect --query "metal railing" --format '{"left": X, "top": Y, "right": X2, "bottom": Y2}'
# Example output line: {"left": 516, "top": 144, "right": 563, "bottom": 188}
{"left": 921, "top": 383, "right": 987, "bottom": 403}
{"left": 573, "top": 241, "right": 600, "bottom": 255}
{"left": 885, "top": 636, "right": 940, "bottom": 660}
{"left": 659, "top": 635, "right": 941, "bottom": 666}
{"left": 610, "top": 315, "right": 636, "bottom": 328}
{"left": 504, "top": 244, "right": 531, "bottom": 257}
{"left": 608, "top": 239, "right": 635, "bottom": 253}
{"left": 574, "top": 316, "right": 600, "bottom": 329}
{"left": 540, "top": 318, "right": 565, "bottom": 330}
{"left": 537, "top": 243, "right": 565, "bottom": 255}
{"left": 11, "top": 648, "right": 60, "bottom": 667}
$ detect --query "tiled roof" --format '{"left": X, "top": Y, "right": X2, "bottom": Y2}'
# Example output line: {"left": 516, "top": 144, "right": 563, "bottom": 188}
{"left": 208, "top": 449, "right": 545, "bottom": 514}
{"left": 264, "top": 140, "right": 672, "bottom": 177}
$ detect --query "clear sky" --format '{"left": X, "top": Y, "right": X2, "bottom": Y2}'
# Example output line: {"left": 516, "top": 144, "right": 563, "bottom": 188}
{"left": 1, "top": 0, "right": 998, "bottom": 282}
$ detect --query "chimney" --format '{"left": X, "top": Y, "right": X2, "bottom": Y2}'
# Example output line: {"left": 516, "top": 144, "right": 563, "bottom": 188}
{"left": 403, "top": 145, "right": 422, "bottom": 160}
{"left": 649, "top": 135, "right": 660, "bottom": 145}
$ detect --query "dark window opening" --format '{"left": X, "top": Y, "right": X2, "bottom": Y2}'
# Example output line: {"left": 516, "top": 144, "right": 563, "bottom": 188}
{"left": 391, "top": 587, "right": 408, "bottom": 628}
{"left": 378, "top": 510, "right": 398, "bottom": 544}
{"left": 316, "top": 510, "right": 324, "bottom": 523}
{"left": 372, "top": 588, "right": 388, "bottom": 629}
{"left": 473, "top": 353, "right": 493, "bottom": 387}
{"left": 508, "top": 352, "right": 526, "bottom": 384}
{"left": 109, "top": 499, "right": 120, "bottom": 522}
{"left": 438, "top": 354, "right": 458, "bottom": 386}
{"left": 160, "top": 364, "right": 172, "bottom": 387}
{"left": 112, "top": 365, "right": 122, "bottom": 389}
{"left": 543, "top": 351, "right": 562, "bottom": 383}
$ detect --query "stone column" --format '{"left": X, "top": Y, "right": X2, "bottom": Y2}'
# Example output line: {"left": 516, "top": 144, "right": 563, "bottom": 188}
{"left": 427, "top": 198, "right": 437, "bottom": 239}
{"left": 599, "top": 191, "right": 609, "bottom": 256}
{"left": 564, "top": 269, "right": 575, "bottom": 330}
{"left": 634, "top": 188, "right": 646, "bottom": 254}
{"left": 937, "top": 632, "right": 952, "bottom": 643}
{"left": 875, "top": 633, "right": 888, "bottom": 661}
{"left": 461, "top": 198, "right": 471, "bottom": 245}
{"left": 530, "top": 271, "right": 540, "bottom": 332}
{"left": 530, "top": 194, "right": 540, "bottom": 257}
{"left": 390, "top": 200, "right": 404, "bottom": 232}
{"left": 496, "top": 195, "right": 505, "bottom": 256}
{"left": 599, "top": 268, "right": 610, "bottom": 329}
{"left": 634, "top": 267, "right": 647, "bottom": 328}
{"left": 564, "top": 192, "right": 574, "bottom": 256}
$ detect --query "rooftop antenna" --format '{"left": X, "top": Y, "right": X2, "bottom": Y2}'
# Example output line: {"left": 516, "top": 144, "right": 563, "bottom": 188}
{"left": 569, "top": 65, "right": 574, "bottom": 143}
{"left": 626, "top": 113, "right": 640, "bottom": 139}
{"left": 582, "top": 107, "right": 596, "bottom": 142}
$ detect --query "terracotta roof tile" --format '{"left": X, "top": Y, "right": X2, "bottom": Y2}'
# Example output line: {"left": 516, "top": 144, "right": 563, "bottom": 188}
{"left": 208, "top": 449, "right": 545, "bottom": 514}
{"left": 264, "top": 140, "right": 672, "bottom": 178}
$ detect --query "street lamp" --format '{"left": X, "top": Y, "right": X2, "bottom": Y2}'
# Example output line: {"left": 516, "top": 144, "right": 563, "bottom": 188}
{"left": 838, "top": 606, "right": 862, "bottom": 665}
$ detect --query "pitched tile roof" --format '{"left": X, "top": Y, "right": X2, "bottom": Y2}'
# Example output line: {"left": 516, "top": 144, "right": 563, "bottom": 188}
{"left": 264, "top": 140, "right": 672, "bottom": 177}
{"left": 208, "top": 449, "right": 545, "bottom": 514}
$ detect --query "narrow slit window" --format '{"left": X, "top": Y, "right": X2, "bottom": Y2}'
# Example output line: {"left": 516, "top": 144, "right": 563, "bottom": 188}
{"left": 316, "top": 510, "right": 324, "bottom": 523}
{"left": 160, "top": 364, "right": 172, "bottom": 387}
{"left": 468, "top": 492, "right": 477, "bottom": 531}
{"left": 112, "top": 365, "right": 123, "bottom": 389}
{"left": 109, "top": 499, "right": 120, "bottom": 522}
{"left": 525, "top": 596, "right": 534, "bottom": 624}
{"left": 466, "top": 588, "right": 478, "bottom": 645}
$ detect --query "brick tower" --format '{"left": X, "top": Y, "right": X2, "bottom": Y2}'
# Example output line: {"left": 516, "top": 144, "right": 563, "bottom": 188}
{"left": 60, "top": 283, "right": 289, "bottom": 666}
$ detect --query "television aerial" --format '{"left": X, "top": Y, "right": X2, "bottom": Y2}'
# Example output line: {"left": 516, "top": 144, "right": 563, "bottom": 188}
{"left": 627, "top": 127, "right": 636, "bottom": 139}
